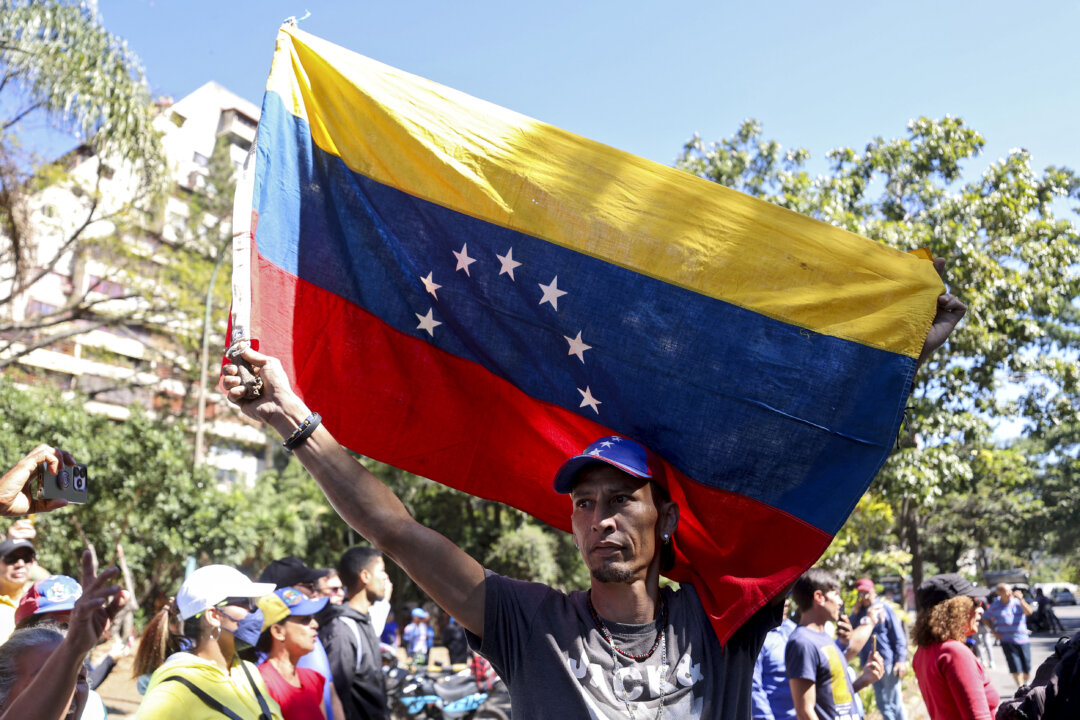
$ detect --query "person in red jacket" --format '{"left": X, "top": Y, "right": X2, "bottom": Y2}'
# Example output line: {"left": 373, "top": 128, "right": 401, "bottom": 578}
{"left": 911, "top": 574, "right": 998, "bottom": 720}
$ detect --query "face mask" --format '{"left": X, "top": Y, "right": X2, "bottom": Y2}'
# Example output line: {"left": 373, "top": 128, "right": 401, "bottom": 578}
{"left": 232, "top": 609, "right": 265, "bottom": 651}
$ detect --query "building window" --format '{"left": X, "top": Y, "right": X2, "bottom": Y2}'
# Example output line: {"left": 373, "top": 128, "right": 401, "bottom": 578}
{"left": 88, "top": 275, "right": 125, "bottom": 299}
{"left": 193, "top": 152, "right": 210, "bottom": 167}
{"left": 25, "top": 299, "right": 58, "bottom": 317}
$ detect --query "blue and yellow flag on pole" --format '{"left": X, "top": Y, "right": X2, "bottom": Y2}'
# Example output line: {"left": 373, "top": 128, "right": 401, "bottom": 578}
{"left": 234, "top": 25, "right": 942, "bottom": 643}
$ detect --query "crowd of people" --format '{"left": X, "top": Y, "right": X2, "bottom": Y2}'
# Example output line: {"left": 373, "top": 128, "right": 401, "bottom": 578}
{"left": 749, "top": 568, "right": 1080, "bottom": 720}
{"left": 2, "top": 265, "right": 1073, "bottom": 720}
{"left": 0, "top": 451, "right": 480, "bottom": 720}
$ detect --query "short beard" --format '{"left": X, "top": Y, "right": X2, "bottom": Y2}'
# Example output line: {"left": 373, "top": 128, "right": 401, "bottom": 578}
{"left": 591, "top": 565, "right": 633, "bottom": 584}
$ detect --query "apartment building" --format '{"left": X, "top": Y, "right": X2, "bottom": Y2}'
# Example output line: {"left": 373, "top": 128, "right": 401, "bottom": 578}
{"left": 1, "top": 81, "right": 267, "bottom": 486}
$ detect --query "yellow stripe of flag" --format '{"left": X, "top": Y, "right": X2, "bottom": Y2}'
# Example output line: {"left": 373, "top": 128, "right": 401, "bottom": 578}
{"left": 266, "top": 26, "right": 941, "bottom": 358}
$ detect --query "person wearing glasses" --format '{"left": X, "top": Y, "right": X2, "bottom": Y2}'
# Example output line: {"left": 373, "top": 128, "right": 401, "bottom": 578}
{"left": 313, "top": 570, "right": 345, "bottom": 606}
{"left": 133, "top": 565, "right": 283, "bottom": 719}
{"left": 255, "top": 588, "right": 330, "bottom": 720}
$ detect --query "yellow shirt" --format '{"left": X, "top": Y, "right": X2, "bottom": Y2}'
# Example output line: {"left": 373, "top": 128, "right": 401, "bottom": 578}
{"left": 136, "top": 653, "right": 283, "bottom": 720}
{"left": 0, "top": 594, "right": 16, "bottom": 645}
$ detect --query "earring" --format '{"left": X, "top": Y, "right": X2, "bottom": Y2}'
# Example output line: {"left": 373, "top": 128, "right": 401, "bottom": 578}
{"left": 662, "top": 534, "right": 670, "bottom": 543}
{"left": 209, "top": 626, "right": 221, "bottom": 641}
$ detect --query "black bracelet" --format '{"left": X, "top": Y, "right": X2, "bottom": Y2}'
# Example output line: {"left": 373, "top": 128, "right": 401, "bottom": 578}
{"left": 282, "top": 412, "right": 321, "bottom": 452}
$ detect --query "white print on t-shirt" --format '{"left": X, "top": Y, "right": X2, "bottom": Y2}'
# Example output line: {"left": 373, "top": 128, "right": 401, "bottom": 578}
{"left": 566, "top": 649, "right": 704, "bottom": 715}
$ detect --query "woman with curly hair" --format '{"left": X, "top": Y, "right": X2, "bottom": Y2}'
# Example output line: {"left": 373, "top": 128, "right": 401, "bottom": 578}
{"left": 911, "top": 573, "right": 999, "bottom": 720}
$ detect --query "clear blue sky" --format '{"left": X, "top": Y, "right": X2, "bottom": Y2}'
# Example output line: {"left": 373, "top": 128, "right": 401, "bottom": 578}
{"left": 101, "top": 0, "right": 1080, "bottom": 186}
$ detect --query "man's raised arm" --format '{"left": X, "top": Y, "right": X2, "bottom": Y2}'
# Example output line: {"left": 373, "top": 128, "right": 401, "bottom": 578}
{"left": 222, "top": 348, "right": 486, "bottom": 637}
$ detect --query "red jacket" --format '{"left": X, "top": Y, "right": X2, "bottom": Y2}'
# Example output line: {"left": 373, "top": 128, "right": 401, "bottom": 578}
{"left": 913, "top": 640, "right": 999, "bottom": 720}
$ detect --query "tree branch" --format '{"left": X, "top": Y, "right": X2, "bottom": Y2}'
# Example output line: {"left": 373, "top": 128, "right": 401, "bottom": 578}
{"left": 2, "top": 101, "right": 44, "bottom": 131}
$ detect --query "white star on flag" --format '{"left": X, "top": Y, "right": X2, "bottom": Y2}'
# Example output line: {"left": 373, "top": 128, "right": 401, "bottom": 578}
{"left": 453, "top": 244, "right": 477, "bottom": 276}
{"left": 578, "top": 386, "right": 601, "bottom": 414}
{"left": 600, "top": 440, "right": 614, "bottom": 448}
{"left": 416, "top": 309, "right": 442, "bottom": 336}
{"left": 564, "top": 331, "right": 591, "bottom": 363}
{"left": 589, "top": 448, "right": 603, "bottom": 457}
{"left": 496, "top": 248, "right": 522, "bottom": 280}
{"left": 420, "top": 272, "right": 442, "bottom": 300}
{"left": 538, "top": 276, "right": 567, "bottom": 310}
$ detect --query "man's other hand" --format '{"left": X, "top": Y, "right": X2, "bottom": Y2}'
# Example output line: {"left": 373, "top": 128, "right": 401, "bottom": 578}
{"left": 917, "top": 258, "right": 967, "bottom": 367}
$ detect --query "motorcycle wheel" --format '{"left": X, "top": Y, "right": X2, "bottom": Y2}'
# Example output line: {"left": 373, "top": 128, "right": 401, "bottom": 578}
{"left": 471, "top": 709, "right": 509, "bottom": 720}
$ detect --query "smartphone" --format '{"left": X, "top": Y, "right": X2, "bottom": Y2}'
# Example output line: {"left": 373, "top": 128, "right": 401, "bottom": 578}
{"left": 28, "top": 460, "right": 89, "bottom": 504}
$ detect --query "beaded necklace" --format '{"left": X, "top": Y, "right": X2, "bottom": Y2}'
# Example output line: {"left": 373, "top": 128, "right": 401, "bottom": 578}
{"left": 586, "top": 591, "right": 669, "bottom": 719}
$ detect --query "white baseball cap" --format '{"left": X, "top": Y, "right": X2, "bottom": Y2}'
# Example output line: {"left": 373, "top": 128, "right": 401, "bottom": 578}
{"left": 175, "top": 565, "right": 276, "bottom": 621}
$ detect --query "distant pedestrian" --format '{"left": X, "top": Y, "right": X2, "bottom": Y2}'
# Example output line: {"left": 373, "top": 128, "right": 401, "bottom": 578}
{"left": 403, "top": 608, "right": 433, "bottom": 666}
{"left": 972, "top": 599, "right": 995, "bottom": 670}
{"left": 442, "top": 616, "right": 469, "bottom": 665}
{"left": 1031, "top": 588, "right": 1065, "bottom": 634}
{"left": 850, "top": 577, "right": 908, "bottom": 720}
{"left": 983, "top": 584, "right": 1033, "bottom": 686}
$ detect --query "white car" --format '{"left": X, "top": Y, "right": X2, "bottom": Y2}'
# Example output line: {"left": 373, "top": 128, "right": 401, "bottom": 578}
{"left": 1051, "top": 587, "right": 1077, "bottom": 605}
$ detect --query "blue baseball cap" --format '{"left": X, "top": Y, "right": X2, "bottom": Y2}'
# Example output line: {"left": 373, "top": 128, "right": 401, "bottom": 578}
{"left": 553, "top": 436, "right": 653, "bottom": 494}
{"left": 411, "top": 607, "right": 429, "bottom": 619}
{"left": 273, "top": 587, "right": 328, "bottom": 617}
{"left": 15, "top": 575, "right": 81, "bottom": 625}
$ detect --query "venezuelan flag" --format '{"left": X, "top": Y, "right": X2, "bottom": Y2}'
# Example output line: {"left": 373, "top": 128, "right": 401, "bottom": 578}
{"left": 234, "top": 25, "right": 942, "bottom": 643}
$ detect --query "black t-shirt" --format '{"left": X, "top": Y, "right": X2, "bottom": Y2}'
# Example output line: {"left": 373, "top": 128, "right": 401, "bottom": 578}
{"left": 467, "top": 571, "right": 781, "bottom": 719}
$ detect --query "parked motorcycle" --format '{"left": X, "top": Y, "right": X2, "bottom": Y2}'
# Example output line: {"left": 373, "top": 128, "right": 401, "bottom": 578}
{"left": 385, "top": 659, "right": 509, "bottom": 720}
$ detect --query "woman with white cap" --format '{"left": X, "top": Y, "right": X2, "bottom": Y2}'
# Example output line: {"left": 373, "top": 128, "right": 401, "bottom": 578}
{"left": 911, "top": 573, "right": 999, "bottom": 720}
{"left": 133, "top": 565, "right": 283, "bottom": 719}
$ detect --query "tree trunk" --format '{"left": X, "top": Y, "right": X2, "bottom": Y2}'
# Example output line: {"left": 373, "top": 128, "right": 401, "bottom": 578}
{"left": 898, "top": 498, "right": 925, "bottom": 590}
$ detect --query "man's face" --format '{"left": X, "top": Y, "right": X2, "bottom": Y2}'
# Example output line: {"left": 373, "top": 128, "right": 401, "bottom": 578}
{"left": 857, "top": 587, "right": 876, "bottom": 607}
{"left": 820, "top": 588, "right": 843, "bottom": 623}
{"left": 363, "top": 557, "right": 389, "bottom": 601}
{"left": 570, "top": 465, "right": 663, "bottom": 585}
{"left": 0, "top": 547, "right": 36, "bottom": 589}
{"left": 7, "top": 636, "right": 87, "bottom": 720}
{"left": 996, "top": 584, "right": 1010, "bottom": 601}
{"left": 315, "top": 575, "right": 345, "bottom": 605}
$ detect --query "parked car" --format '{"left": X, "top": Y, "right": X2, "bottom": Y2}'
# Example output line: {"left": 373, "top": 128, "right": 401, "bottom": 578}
{"left": 1051, "top": 587, "right": 1077, "bottom": 605}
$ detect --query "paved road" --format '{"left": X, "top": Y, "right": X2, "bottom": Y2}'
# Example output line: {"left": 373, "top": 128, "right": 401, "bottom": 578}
{"left": 984, "top": 602, "right": 1079, "bottom": 702}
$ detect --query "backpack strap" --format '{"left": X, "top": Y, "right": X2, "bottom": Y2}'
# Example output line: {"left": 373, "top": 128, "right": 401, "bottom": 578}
{"left": 161, "top": 676, "right": 247, "bottom": 720}
{"left": 340, "top": 616, "right": 365, "bottom": 671}
{"left": 238, "top": 659, "right": 275, "bottom": 720}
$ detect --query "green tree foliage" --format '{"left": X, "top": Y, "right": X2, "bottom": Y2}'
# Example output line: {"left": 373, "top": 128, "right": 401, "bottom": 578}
{"left": 678, "top": 118, "right": 1080, "bottom": 585}
{"left": 0, "top": 0, "right": 163, "bottom": 179}
{"left": 0, "top": 370, "right": 592, "bottom": 620}
{"left": 0, "top": 378, "right": 225, "bottom": 610}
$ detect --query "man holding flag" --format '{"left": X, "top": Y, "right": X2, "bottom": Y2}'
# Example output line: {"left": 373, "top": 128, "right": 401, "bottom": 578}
{"left": 221, "top": 284, "right": 961, "bottom": 719}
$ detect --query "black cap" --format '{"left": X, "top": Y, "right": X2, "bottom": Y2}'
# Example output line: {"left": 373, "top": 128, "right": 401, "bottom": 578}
{"left": 916, "top": 573, "right": 989, "bottom": 611}
{"left": 0, "top": 538, "right": 35, "bottom": 561}
{"left": 258, "top": 556, "right": 328, "bottom": 589}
